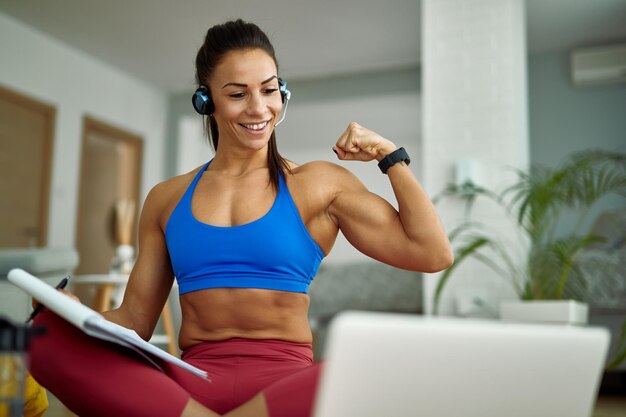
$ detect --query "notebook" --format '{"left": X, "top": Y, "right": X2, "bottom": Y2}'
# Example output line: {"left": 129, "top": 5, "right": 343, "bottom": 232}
{"left": 313, "top": 311, "right": 610, "bottom": 417}
{"left": 7, "top": 268, "right": 208, "bottom": 380}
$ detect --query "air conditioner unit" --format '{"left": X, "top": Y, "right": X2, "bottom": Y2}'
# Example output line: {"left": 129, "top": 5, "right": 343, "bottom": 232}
{"left": 570, "top": 43, "right": 626, "bottom": 87}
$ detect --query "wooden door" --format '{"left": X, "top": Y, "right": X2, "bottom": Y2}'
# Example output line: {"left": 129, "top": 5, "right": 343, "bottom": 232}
{"left": 0, "top": 85, "right": 55, "bottom": 248}
{"left": 75, "top": 117, "right": 142, "bottom": 274}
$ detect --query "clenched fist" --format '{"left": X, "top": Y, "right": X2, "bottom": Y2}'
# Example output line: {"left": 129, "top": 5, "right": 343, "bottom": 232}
{"left": 332, "top": 122, "right": 397, "bottom": 162}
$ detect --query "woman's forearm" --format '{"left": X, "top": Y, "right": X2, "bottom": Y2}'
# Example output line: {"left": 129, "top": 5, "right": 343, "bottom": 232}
{"left": 102, "top": 306, "right": 153, "bottom": 341}
{"left": 385, "top": 160, "right": 453, "bottom": 269}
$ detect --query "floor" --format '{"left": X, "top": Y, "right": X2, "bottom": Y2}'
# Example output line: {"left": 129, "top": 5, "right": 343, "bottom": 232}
{"left": 42, "top": 392, "right": 626, "bottom": 417}
{"left": 594, "top": 396, "right": 626, "bottom": 417}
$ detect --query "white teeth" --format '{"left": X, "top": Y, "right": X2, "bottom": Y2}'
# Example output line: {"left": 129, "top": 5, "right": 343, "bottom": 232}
{"left": 242, "top": 121, "right": 268, "bottom": 130}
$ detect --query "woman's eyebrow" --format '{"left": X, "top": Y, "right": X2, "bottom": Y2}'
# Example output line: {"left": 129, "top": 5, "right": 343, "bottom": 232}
{"left": 222, "top": 75, "right": 278, "bottom": 89}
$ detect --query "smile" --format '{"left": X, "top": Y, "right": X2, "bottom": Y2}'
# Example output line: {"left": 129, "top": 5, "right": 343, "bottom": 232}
{"left": 240, "top": 121, "right": 269, "bottom": 131}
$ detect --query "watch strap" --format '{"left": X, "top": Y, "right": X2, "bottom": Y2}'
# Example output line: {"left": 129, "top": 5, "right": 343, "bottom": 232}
{"left": 378, "top": 147, "right": 410, "bottom": 174}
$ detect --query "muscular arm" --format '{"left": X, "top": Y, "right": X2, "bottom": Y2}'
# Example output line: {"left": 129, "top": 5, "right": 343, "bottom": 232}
{"left": 103, "top": 183, "right": 175, "bottom": 341}
{"left": 328, "top": 122, "right": 453, "bottom": 272}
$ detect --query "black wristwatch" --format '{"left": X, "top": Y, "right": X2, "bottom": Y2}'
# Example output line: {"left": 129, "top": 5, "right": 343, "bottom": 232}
{"left": 378, "top": 147, "right": 410, "bottom": 174}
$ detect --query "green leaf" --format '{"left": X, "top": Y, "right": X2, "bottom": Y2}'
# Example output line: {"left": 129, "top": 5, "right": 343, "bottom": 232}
{"left": 433, "top": 181, "right": 501, "bottom": 218}
{"left": 433, "top": 148, "right": 625, "bottom": 315}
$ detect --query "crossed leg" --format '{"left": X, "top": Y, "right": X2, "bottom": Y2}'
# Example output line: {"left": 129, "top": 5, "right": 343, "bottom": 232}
{"left": 29, "top": 312, "right": 320, "bottom": 417}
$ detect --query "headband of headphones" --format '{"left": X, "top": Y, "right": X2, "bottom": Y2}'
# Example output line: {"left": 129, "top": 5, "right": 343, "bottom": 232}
{"left": 192, "top": 78, "right": 291, "bottom": 116}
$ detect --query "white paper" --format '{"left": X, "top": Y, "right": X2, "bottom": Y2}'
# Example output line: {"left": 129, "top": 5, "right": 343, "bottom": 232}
{"left": 8, "top": 268, "right": 209, "bottom": 380}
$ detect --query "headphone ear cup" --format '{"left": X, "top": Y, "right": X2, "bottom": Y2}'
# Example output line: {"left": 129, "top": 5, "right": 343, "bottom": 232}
{"left": 278, "top": 78, "right": 291, "bottom": 104}
{"left": 192, "top": 86, "right": 214, "bottom": 115}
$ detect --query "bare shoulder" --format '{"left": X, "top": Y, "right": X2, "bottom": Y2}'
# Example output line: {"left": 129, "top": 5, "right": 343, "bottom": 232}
{"left": 142, "top": 165, "right": 205, "bottom": 229}
{"left": 290, "top": 160, "right": 367, "bottom": 194}
{"left": 147, "top": 167, "right": 197, "bottom": 203}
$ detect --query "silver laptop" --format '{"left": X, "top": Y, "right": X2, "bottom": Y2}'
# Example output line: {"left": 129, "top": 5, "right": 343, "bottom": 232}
{"left": 313, "top": 311, "right": 610, "bottom": 417}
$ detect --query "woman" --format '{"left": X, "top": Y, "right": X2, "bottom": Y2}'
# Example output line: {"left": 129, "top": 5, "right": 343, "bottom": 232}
{"left": 29, "top": 19, "right": 452, "bottom": 417}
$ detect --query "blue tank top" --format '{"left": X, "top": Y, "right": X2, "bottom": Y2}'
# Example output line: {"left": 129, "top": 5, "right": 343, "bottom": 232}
{"left": 165, "top": 161, "right": 324, "bottom": 295}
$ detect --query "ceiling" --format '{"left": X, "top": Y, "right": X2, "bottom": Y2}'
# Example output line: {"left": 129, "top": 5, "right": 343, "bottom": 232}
{"left": 1, "top": 0, "right": 625, "bottom": 93}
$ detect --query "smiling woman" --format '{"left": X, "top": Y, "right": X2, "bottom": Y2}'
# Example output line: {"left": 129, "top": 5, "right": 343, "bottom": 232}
{"left": 194, "top": 21, "right": 291, "bottom": 193}
{"left": 209, "top": 50, "right": 284, "bottom": 152}
{"left": 26, "top": 18, "right": 453, "bottom": 417}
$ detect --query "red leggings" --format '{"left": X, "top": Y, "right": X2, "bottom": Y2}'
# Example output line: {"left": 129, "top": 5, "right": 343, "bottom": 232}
{"left": 28, "top": 311, "right": 322, "bottom": 417}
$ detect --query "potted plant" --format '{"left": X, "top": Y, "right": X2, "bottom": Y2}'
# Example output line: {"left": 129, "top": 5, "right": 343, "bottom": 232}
{"left": 433, "top": 148, "right": 626, "bottom": 368}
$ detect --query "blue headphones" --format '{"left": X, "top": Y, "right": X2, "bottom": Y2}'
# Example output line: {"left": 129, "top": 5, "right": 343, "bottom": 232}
{"left": 192, "top": 78, "right": 291, "bottom": 115}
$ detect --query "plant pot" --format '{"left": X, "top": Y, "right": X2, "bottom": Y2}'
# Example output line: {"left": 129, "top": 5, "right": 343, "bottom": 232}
{"left": 499, "top": 300, "right": 589, "bottom": 325}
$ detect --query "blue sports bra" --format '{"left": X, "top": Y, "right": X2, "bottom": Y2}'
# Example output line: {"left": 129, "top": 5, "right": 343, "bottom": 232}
{"left": 165, "top": 161, "right": 324, "bottom": 295}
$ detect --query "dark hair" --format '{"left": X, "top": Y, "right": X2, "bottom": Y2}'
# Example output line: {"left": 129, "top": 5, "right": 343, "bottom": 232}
{"left": 195, "top": 19, "right": 290, "bottom": 189}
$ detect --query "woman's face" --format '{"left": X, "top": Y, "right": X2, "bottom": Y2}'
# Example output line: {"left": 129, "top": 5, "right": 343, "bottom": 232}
{"left": 208, "top": 48, "right": 283, "bottom": 152}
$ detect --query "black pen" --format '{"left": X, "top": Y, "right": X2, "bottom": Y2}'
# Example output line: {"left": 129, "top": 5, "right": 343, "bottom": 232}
{"left": 26, "top": 275, "right": 70, "bottom": 323}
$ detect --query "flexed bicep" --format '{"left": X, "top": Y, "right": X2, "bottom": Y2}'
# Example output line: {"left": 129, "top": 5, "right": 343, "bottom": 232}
{"left": 326, "top": 129, "right": 453, "bottom": 272}
{"left": 329, "top": 187, "right": 426, "bottom": 270}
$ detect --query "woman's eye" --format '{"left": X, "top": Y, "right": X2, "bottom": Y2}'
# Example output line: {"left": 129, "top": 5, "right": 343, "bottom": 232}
{"left": 229, "top": 93, "right": 245, "bottom": 99}
{"left": 264, "top": 88, "right": 279, "bottom": 95}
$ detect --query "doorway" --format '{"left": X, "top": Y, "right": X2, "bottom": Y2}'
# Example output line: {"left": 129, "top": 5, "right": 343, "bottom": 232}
{"left": 75, "top": 116, "right": 143, "bottom": 274}
{"left": 0, "top": 85, "right": 55, "bottom": 248}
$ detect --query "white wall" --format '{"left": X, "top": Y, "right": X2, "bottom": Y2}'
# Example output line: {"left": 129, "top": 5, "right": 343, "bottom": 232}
{"left": 175, "top": 115, "right": 213, "bottom": 175}
{"left": 0, "top": 11, "right": 169, "bottom": 248}
{"left": 421, "top": 0, "right": 529, "bottom": 315}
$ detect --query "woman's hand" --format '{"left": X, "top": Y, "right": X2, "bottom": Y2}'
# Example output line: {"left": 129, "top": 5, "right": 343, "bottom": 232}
{"left": 58, "top": 289, "right": 81, "bottom": 302}
{"left": 332, "top": 122, "right": 397, "bottom": 162}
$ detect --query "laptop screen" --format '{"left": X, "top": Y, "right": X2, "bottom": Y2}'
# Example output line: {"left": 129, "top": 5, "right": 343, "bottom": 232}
{"left": 313, "top": 311, "right": 609, "bottom": 417}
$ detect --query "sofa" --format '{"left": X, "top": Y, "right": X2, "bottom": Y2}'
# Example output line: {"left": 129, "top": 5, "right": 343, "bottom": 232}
{"left": 581, "top": 209, "right": 626, "bottom": 371}
{"left": 307, "top": 260, "right": 423, "bottom": 359}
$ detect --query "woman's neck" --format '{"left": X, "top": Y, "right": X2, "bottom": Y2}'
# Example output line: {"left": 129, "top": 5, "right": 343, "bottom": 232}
{"left": 209, "top": 146, "right": 269, "bottom": 177}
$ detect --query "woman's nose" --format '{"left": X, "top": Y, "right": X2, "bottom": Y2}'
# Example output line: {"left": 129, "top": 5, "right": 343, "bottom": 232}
{"left": 246, "top": 93, "right": 266, "bottom": 115}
